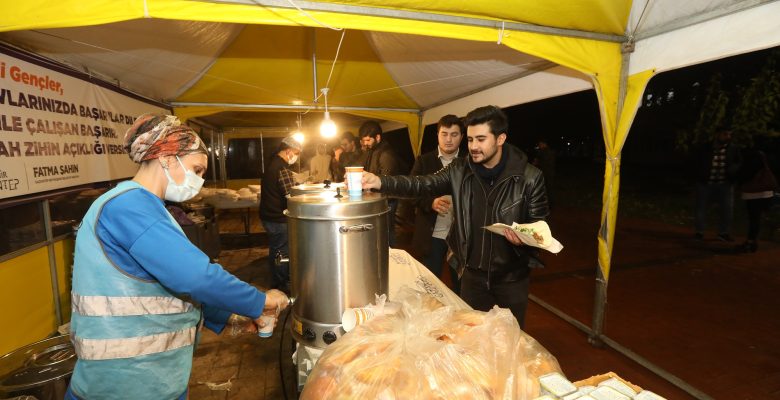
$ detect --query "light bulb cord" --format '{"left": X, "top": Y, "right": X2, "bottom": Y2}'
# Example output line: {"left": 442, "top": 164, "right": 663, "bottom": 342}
{"left": 321, "top": 87, "right": 330, "bottom": 114}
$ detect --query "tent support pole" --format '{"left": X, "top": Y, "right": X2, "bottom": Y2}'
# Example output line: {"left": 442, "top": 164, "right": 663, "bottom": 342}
{"left": 311, "top": 28, "right": 318, "bottom": 103}
{"left": 219, "top": 129, "right": 228, "bottom": 187}
{"left": 43, "top": 199, "right": 63, "bottom": 327}
{"left": 210, "top": 129, "right": 218, "bottom": 183}
{"left": 170, "top": 102, "right": 419, "bottom": 113}
{"left": 260, "top": 132, "right": 265, "bottom": 175}
{"left": 590, "top": 42, "right": 632, "bottom": 346}
{"left": 415, "top": 112, "right": 424, "bottom": 156}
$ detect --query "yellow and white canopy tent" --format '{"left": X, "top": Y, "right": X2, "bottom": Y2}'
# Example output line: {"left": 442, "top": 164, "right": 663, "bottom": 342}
{"left": 2, "top": 1, "right": 779, "bottom": 395}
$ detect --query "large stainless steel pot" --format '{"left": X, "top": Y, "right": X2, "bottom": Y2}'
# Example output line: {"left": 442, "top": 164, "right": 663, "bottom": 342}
{"left": 0, "top": 335, "right": 75, "bottom": 400}
{"left": 285, "top": 191, "right": 389, "bottom": 348}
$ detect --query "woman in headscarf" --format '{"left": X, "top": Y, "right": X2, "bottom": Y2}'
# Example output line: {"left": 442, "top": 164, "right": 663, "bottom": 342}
{"left": 65, "top": 114, "right": 289, "bottom": 400}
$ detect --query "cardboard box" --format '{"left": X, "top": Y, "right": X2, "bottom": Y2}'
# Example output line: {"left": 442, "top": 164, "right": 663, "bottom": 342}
{"left": 573, "top": 372, "right": 643, "bottom": 393}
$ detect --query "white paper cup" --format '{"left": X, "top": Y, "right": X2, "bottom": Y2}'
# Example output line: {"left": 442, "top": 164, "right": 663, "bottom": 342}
{"left": 257, "top": 314, "right": 276, "bottom": 338}
{"left": 345, "top": 166, "right": 363, "bottom": 197}
{"left": 341, "top": 307, "right": 375, "bottom": 332}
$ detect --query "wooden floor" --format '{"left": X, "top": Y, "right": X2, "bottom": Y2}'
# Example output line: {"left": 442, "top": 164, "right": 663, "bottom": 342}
{"left": 189, "top": 206, "right": 780, "bottom": 399}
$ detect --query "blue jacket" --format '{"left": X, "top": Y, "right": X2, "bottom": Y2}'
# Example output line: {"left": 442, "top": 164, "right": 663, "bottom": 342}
{"left": 68, "top": 181, "right": 265, "bottom": 399}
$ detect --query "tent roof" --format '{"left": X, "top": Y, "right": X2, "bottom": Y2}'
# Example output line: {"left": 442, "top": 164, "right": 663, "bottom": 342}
{"left": 1, "top": 0, "right": 777, "bottom": 136}
{"left": 0, "top": 18, "right": 559, "bottom": 131}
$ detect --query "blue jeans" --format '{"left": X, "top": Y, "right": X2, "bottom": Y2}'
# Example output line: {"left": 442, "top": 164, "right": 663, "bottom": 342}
{"left": 695, "top": 182, "right": 734, "bottom": 235}
{"left": 262, "top": 220, "right": 289, "bottom": 291}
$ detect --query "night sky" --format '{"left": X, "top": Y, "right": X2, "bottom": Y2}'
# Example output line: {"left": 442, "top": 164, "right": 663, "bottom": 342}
{"left": 405, "top": 46, "right": 778, "bottom": 170}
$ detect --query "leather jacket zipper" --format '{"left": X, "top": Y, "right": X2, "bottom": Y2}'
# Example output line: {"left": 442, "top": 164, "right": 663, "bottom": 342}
{"left": 477, "top": 179, "right": 490, "bottom": 289}
{"left": 482, "top": 175, "right": 517, "bottom": 290}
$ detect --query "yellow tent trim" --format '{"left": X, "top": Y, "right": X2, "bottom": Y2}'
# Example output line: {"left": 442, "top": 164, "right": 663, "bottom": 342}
{"left": 596, "top": 69, "right": 656, "bottom": 281}
{"left": 307, "top": 0, "right": 630, "bottom": 35}
{"left": 2, "top": 1, "right": 631, "bottom": 37}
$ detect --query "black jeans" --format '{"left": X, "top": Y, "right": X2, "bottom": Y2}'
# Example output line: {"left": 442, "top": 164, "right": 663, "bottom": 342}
{"left": 423, "top": 237, "right": 448, "bottom": 277}
{"left": 261, "top": 220, "right": 289, "bottom": 291}
{"left": 387, "top": 199, "right": 398, "bottom": 247}
{"left": 424, "top": 238, "right": 461, "bottom": 294}
{"left": 460, "top": 268, "right": 530, "bottom": 329}
{"left": 745, "top": 197, "right": 772, "bottom": 240}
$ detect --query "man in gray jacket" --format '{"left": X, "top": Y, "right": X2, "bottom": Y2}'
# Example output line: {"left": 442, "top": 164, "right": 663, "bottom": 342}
{"left": 359, "top": 105, "right": 549, "bottom": 327}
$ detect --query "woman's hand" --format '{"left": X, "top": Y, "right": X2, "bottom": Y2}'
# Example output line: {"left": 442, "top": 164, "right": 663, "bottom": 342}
{"left": 254, "top": 289, "right": 290, "bottom": 329}
{"left": 263, "top": 289, "right": 290, "bottom": 314}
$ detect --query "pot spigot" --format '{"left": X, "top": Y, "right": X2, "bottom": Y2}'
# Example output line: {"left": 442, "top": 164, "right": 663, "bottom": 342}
{"left": 274, "top": 252, "right": 289, "bottom": 266}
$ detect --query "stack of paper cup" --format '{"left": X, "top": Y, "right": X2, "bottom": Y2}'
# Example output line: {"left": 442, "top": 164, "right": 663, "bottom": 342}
{"left": 341, "top": 307, "right": 375, "bottom": 332}
{"left": 345, "top": 166, "right": 363, "bottom": 197}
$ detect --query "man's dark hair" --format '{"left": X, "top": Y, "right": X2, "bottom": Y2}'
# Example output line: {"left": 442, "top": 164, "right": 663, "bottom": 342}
{"left": 341, "top": 131, "right": 357, "bottom": 143}
{"left": 358, "top": 120, "right": 382, "bottom": 139}
{"left": 464, "top": 105, "right": 508, "bottom": 136}
{"left": 437, "top": 114, "right": 464, "bottom": 134}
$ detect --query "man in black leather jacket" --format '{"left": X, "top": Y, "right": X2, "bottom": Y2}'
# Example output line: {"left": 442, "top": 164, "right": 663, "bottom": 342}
{"left": 360, "top": 105, "right": 549, "bottom": 327}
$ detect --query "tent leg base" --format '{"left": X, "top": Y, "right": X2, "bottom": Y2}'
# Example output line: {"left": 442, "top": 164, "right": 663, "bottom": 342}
{"left": 587, "top": 334, "right": 605, "bottom": 348}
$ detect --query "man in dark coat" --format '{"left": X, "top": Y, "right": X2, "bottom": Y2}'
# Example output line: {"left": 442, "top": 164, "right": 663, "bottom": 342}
{"left": 410, "top": 114, "right": 464, "bottom": 293}
{"left": 359, "top": 106, "right": 549, "bottom": 327}
{"left": 359, "top": 120, "right": 404, "bottom": 246}
{"left": 333, "top": 131, "right": 364, "bottom": 182}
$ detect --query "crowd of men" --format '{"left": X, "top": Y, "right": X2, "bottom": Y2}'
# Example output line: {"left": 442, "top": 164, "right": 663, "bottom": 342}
{"left": 258, "top": 105, "right": 550, "bottom": 327}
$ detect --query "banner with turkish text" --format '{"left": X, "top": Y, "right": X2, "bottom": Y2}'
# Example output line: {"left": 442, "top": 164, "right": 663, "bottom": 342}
{"left": 0, "top": 47, "right": 169, "bottom": 199}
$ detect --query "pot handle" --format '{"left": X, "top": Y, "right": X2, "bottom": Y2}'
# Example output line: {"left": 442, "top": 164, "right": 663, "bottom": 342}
{"left": 339, "top": 223, "right": 374, "bottom": 233}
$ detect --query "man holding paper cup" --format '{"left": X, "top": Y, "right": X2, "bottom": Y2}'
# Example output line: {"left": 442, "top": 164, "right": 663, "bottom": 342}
{"left": 410, "top": 114, "right": 465, "bottom": 293}
{"left": 357, "top": 106, "right": 549, "bottom": 328}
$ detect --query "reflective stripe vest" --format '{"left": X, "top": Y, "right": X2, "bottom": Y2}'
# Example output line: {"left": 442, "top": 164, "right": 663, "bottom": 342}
{"left": 69, "top": 181, "right": 202, "bottom": 400}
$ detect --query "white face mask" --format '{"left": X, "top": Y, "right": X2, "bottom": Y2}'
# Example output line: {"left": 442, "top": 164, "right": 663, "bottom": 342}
{"left": 287, "top": 152, "right": 299, "bottom": 165}
{"left": 162, "top": 156, "right": 205, "bottom": 202}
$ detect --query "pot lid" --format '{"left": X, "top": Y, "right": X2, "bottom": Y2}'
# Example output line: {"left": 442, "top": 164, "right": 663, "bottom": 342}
{"left": 289, "top": 182, "right": 346, "bottom": 196}
{"left": 285, "top": 191, "right": 388, "bottom": 220}
{"left": 0, "top": 335, "right": 76, "bottom": 390}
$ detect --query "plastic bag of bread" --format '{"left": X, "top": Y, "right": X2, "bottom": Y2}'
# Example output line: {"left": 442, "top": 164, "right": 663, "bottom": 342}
{"left": 301, "top": 286, "right": 562, "bottom": 399}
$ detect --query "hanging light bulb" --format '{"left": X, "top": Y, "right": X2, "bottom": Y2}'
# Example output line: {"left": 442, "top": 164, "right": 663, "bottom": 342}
{"left": 320, "top": 111, "right": 337, "bottom": 138}
{"left": 319, "top": 87, "right": 338, "bottom": 138}
{"left": 291, "top": 113, "right": 304, "bottom": 140}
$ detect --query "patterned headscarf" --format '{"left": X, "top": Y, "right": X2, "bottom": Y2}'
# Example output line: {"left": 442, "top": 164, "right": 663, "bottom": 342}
{"left": 123, "top": 114, "right": 207, "bottom": 163}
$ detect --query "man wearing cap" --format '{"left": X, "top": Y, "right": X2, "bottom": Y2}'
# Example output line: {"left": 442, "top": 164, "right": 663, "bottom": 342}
{"left": 66, "top": 114, "right": 289, "bottom": 400}
{"left": 259, "top": 136, "right": 303, "bottom": 294}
